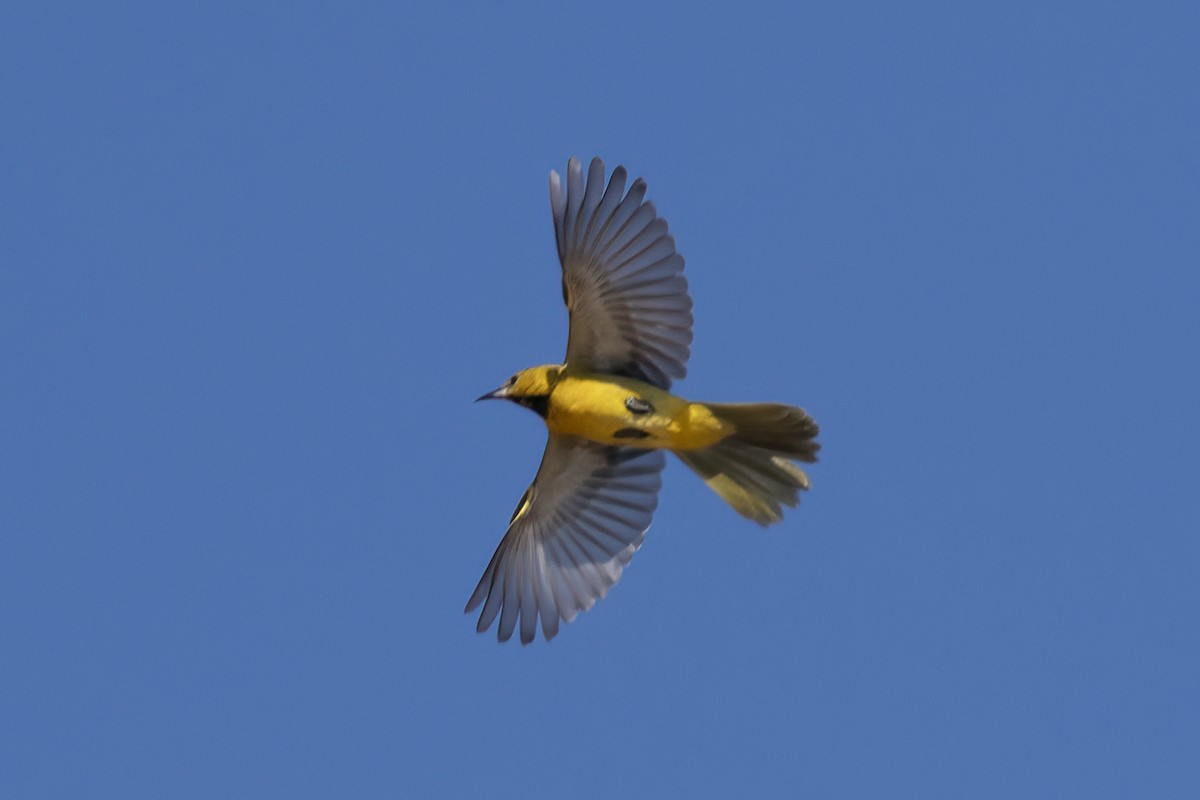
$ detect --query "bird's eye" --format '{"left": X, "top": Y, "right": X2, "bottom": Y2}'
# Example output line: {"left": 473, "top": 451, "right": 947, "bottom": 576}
{"left": 507, "top": 375, "right": 518, "bottom": 386}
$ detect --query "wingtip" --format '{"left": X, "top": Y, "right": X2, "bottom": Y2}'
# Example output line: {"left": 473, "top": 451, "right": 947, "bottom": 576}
{"left": 464, "top": 586, "right": 484, "bottom": 614}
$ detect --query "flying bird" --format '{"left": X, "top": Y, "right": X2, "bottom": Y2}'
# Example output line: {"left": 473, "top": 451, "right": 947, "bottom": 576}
{"left": 468, "top": 157, "right": 820, "bottom": 643}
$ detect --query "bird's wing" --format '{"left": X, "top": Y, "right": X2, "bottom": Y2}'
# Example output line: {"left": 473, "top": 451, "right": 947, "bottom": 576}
{"left": 465, "top": 434, "right": 666, "bottom": 643}
{"left": 550, "top": 157, "right": 694, "bottom": 389}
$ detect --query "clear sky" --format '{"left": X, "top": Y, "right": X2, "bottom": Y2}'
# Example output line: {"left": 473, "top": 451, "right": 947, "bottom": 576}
{"left": 3, "top": 2, "right": 1197, "bottom": 798}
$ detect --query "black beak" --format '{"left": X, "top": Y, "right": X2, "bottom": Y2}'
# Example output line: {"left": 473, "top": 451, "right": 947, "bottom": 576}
{"left": 476, "top": 389, "right": 503, "bottom": 402}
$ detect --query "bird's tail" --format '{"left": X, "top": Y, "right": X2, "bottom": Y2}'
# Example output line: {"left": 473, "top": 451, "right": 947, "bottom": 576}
{"left": 673, "top": 403, "right": 820, "bottom": 526}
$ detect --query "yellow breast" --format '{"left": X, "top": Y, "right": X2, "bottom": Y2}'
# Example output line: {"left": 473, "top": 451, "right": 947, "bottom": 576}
{"left": 545, "top": 371, "right": 731, "bottom": 450}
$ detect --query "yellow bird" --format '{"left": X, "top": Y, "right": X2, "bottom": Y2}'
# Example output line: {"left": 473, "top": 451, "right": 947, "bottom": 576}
{"left": 468, "top": 157, "right": 820, "bottom": 643}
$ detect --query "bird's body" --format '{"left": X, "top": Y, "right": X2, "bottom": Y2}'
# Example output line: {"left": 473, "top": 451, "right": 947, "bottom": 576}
{"left": 533, "top": 365, "right": 732, "bottom": 450}
{"left": 468, "top": 157, "right": 821, "bottom": 644}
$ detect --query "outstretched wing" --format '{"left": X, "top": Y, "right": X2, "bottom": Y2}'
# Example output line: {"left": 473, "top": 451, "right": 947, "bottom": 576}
{"left": 550, "top": 157, "right": 694, "bottom": 389}
{"left": 465, "top": 435, "right": 666, "bottom": 644}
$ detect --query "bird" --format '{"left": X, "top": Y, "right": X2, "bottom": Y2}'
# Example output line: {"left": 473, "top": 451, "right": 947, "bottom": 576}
{"left": 467, "top": 157, "right": 820, "bottom": 644}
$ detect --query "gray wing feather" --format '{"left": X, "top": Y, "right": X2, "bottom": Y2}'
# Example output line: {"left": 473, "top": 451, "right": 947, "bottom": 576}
{"left": 550, "top": 157, "right": 694, "bottom": 389}
{"left": 465, "top": 436, "right": 665, "bottom": 644}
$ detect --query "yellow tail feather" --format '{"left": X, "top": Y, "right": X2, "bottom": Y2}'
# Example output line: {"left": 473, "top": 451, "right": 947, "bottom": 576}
{"left": 673, "top": 403, "right": 820, "bottom": 525}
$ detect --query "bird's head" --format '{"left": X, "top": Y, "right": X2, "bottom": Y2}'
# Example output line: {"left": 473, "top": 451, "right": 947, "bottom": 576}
{"left": 476, "top": 364, "right": 562, "bottom": 417}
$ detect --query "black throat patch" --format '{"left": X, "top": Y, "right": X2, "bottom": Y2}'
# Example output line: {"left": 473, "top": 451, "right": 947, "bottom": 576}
{"left": 515, "top": 394, "right": 550, "bottom": 418}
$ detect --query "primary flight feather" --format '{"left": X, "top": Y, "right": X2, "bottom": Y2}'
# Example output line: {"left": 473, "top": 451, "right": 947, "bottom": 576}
{"left": 468, "top": 157, "right": 820, "bottom": 644}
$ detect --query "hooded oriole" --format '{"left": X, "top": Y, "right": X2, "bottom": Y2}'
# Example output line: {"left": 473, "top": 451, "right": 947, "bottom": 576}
{"left": 469, "top": 157, "right": 820, "bottom": 643}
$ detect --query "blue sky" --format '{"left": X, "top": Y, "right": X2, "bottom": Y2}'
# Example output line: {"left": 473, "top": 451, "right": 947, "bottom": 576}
{"left": 3, "top": 2, "right": 1197, "bottom": 797}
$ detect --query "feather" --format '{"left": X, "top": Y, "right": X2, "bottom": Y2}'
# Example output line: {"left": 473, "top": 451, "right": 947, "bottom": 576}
{"left": 465, "top": 438, "right": 664, "bottom": 642}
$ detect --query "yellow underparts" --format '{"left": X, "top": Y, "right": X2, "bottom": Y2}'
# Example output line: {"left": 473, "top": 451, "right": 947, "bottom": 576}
{"left": 545, "top": 372, "right": 733, "bottom": 450}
